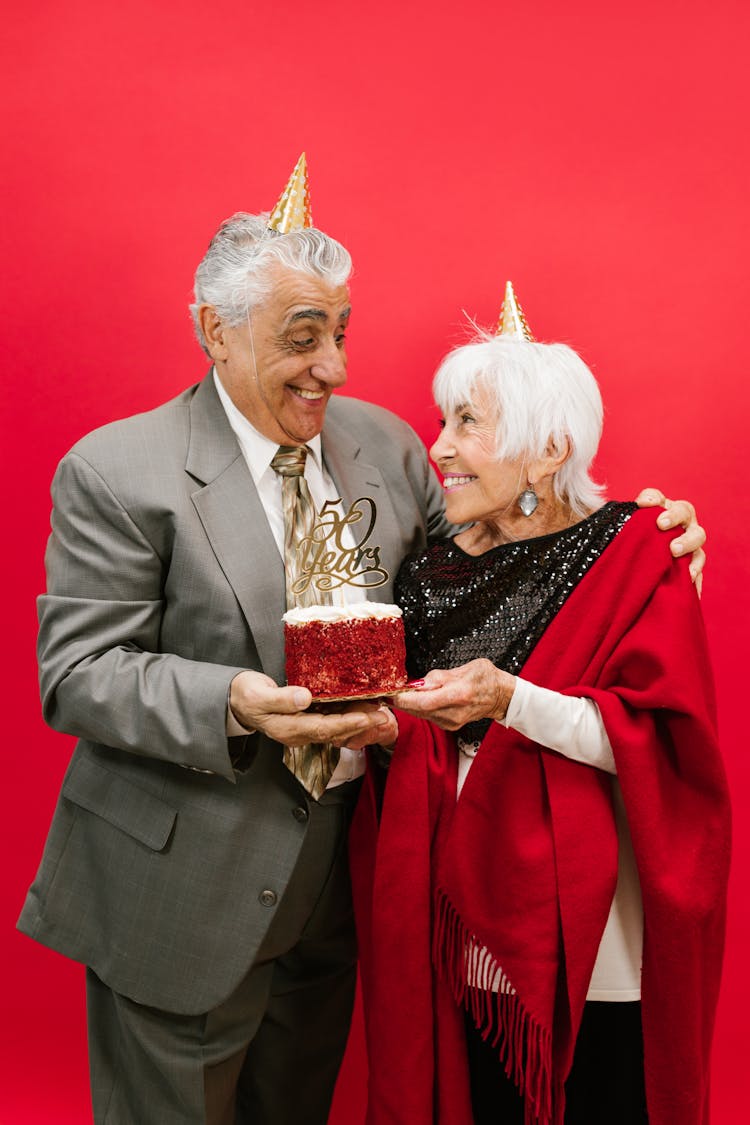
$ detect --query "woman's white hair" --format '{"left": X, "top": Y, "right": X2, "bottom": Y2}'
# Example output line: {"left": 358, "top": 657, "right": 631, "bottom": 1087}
{"left": 433, "top": 334, "right": 606, "bottom": 516}
{"left": 189, "top": 212, "right": 352, "bottom": 355}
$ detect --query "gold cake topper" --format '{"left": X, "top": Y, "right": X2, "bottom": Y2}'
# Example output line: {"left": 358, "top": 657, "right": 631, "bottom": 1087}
{"left": 267, "top": 152, "right": 313, "bottom": 233}
{"left": 291, "top": 497, "right": 388, "bottom": 597}
{"left": 496, "top": 280, "right": 535, "bottom": 341}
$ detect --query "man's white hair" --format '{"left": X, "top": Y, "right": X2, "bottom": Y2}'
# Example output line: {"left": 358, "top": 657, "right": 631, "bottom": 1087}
{"left": 189, "top": 212, "right": 352, "bottom": 356}
{"left": 433, "top": 335, "right": 606, "bottom": 516}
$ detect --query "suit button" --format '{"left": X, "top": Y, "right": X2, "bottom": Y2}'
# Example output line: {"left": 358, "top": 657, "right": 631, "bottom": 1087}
{"left": 259, "top": 889, "right": 277, "bottom": 907}
{"left": 292, "top": 805, "right": 309, "bottom": 823}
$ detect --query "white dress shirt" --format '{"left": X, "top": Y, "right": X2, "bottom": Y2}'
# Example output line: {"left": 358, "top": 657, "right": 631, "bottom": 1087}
{"left": 214, "top": 371, "right": 366, "bottom": 786}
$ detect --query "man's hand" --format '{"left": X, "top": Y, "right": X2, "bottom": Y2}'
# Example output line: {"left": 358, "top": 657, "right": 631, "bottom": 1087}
{"left": 391, "top": 660, "right": 516, "bottom": 731}
{"left": 336, "top": 701, "right": 399, "bottom": 751}
{"left": 636, "top": 489, "right": 706, "bottom": 592}
{"left": 229, "top": 671, "right": 392, "bottom": 747}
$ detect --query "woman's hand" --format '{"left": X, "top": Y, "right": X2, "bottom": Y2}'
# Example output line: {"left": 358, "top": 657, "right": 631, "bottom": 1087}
{"left": 391, "top": 660, "right": 516, "bottom": 730}
{"left": 636, "top": 489, "right": 706, "bottom": 591}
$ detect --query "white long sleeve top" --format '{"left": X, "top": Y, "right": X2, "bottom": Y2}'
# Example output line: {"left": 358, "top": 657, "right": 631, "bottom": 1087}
{"left": 458, "top": 677, "right": 643, "bottom": 1000}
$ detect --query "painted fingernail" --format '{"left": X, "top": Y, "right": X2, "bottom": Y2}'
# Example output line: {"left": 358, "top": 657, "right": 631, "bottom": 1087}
{"left": 407, "top": 679, "right": 426, "bottom": 688}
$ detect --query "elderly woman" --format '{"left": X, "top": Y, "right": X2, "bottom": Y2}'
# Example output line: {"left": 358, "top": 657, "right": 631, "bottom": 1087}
{"left": 350, "top": 297, "right": 731, "bottom": 1125}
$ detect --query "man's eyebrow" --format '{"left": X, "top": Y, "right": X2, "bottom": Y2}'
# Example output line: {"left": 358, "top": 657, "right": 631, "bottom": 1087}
{"left": 287, "top": 306, "right": 352, "bottom": 325}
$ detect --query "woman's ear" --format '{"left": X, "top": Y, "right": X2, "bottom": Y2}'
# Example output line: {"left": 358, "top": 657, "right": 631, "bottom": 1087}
{"left": 529, "top": 436, "right": 572, "bottom": 486}
{"left": 546, "top": 434, "right": 572, "bottom": 469}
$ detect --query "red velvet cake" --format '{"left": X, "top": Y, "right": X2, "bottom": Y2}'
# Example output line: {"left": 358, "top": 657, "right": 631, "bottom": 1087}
{"left": 283, "top": 602, "right": 408, "bottom": 699}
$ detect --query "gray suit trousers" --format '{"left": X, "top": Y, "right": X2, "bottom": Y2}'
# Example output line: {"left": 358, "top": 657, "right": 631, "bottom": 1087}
{"left": 87, "top": 780, "right": 361, "bottom": 1125}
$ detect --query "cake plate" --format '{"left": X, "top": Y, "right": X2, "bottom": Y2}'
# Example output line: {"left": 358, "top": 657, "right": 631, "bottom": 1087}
{"left": 310, "top": 683, "right": 415, "bottom": 704}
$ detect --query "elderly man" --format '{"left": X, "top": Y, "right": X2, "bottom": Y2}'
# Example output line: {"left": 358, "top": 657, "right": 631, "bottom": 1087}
{"left": 18, "top": 164, "right": 705, "bottom": 1125}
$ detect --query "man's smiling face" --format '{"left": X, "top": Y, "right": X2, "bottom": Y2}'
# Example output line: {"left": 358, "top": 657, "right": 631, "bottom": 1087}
{"left": 210, "top": 264, "right": 351, "bottom": 445}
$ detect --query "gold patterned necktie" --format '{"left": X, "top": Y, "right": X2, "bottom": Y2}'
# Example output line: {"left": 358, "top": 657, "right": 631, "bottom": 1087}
{"left": 271, "top": 445, "right": 340, "bottom": 799}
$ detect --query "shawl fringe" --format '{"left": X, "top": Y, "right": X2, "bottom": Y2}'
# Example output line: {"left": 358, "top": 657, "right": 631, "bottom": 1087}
{"left": 434, "top": 888, "right": 563, "bottom": 1125}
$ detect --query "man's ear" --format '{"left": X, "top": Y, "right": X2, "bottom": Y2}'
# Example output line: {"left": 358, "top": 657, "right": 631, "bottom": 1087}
{"left": 198, "top": 305, "right": 228, "bottom": 361}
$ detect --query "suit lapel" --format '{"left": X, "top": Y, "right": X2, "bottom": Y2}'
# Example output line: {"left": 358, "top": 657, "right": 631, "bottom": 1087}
{"left": 322, "top": 402, "right": 401, "bottom": 602}
{"left": 186, "top": 375, "right": 287, "bottom": 684}
{"left": 185, "top": 381, "right": 403, "bottom": 686}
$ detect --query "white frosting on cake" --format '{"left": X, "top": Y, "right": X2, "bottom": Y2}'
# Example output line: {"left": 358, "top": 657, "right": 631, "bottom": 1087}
{"left": 283, "top": 602, "right": 403, "bottom": 625}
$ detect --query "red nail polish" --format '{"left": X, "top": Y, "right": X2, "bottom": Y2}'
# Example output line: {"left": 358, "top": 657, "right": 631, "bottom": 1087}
{"left": 407, "top": 679, "right": 426, "bottom": 688}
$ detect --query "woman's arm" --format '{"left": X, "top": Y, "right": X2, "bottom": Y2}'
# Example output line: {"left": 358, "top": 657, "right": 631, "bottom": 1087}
{"left": 503, "top": 677, "right": 615, "bottom": 773}
{"left": 392, "top": 662, "right": 616, "bottom": 773}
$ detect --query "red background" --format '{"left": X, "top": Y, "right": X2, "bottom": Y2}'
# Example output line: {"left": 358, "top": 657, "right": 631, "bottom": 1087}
{"left": 2, "top": 1, "right": 747, "bottom": 1120}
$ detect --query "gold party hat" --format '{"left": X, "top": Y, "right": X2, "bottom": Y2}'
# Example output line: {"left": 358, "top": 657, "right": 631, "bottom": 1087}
{"left": 495, "top": 280, "right": 535, "bottom": 341}
{"left": 267, "top": 152, "right": 313, "bottom": 232}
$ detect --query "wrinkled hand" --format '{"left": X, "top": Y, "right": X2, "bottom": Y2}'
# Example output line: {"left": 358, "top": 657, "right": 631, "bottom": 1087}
{"left": 335, "top": 701, "right": 399, "bottom": 751}
{"left": 636, "top": 489, "right": 706, "bottom": 592}
{"left": 391, "top": 659, "right": 516, "bottom": 731}
{"left": 229, "top": 671, "right": 390, "bottom": 747}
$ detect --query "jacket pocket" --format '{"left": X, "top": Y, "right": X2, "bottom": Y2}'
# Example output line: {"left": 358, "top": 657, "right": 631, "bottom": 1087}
{"left": 62, "top": 752, "right": 176, "bottom": 851}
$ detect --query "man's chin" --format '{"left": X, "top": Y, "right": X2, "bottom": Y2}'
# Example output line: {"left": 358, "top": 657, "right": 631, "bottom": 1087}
{"left": 275, "top": 411, "right": 328, "bottom": 444}
{"left": 279, "top": 398, "right": 330, "bottom": 441}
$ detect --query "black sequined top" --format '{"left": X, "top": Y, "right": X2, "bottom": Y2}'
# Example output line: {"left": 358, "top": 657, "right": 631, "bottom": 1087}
{"left": 394, "top": 501, "right": 637, "bottom": 747}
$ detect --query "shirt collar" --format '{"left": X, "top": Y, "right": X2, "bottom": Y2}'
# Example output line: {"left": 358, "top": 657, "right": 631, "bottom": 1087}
{"left": 212, "top": 368, "right": 323, "bottom": 484}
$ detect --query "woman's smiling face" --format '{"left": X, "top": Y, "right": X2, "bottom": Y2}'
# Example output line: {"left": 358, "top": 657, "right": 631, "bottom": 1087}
{"left": 429, "top": 381, "right": 528, "bottom": 527}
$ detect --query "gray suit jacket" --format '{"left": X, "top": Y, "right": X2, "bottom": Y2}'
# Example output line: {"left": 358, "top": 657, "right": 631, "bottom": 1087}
{"left": 19, "top": 373, "right": 449, "bottom": 1014}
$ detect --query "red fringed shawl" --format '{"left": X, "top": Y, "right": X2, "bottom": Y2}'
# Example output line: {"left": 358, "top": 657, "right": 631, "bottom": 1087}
{"left": 350, "top": 511, "right": 731, "bottom": 1125}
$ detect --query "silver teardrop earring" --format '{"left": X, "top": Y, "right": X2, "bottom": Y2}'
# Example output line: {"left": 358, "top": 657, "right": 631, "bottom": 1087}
{"left": 518, "top": 482, "right": 538, "bottom": 517}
